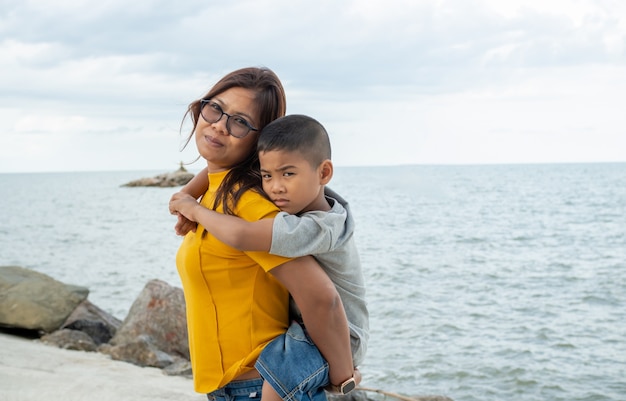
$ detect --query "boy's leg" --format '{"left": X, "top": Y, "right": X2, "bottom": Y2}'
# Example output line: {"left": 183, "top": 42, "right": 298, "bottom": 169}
{"left": 255, "top": 321, "right": 329, "bottom": 401}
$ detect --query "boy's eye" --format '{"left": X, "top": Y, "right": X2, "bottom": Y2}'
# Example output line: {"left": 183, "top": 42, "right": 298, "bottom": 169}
{"left": 283, "top": 172, "right": 294, "bottom": 177}
{"left": 261, "top": 173, "right": 271, "bottom": 180}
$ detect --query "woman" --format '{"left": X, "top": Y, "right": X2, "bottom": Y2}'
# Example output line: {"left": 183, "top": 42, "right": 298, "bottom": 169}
{"left": 172, "top": 67, "right": 355, "bottom": 400}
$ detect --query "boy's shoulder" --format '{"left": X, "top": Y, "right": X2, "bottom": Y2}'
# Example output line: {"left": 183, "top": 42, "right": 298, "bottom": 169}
{"left": 324, "top": 187, "right": 348, "bottom": 208}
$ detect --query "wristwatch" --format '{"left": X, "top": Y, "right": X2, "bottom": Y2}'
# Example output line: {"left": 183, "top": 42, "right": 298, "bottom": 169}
{"left": 327, "top": 376, "right": 357, "bottom": 394}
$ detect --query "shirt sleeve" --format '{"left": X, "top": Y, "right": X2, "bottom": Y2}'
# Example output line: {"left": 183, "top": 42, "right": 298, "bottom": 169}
{"left": 235, "top": 192, "right": 293, "bottom": 272}
{"left": 269, "top": 204, "right": 348, "bottom": 257}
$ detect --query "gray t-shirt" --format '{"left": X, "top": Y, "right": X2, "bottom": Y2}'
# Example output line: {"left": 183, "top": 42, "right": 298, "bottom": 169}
{"left": 270, "top": 187, "right": 369, "bottom": 366}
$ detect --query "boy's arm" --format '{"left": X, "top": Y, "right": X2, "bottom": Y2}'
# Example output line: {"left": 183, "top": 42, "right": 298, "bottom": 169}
{"left": 169, "top": 192, "right": 273, "bottom": 251}
{"left": 170, "top": 167, "right": 208, "bottom": 235}
{"left": 271, "top": 209, "right": 346, "bottom": 257}
{"left": 270, "top": 257, "right": 355, "bottom": 388}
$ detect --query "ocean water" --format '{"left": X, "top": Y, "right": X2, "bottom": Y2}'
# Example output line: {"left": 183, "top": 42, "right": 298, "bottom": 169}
{"left": 1, "top": 163, "right": 624, "bottom": 401}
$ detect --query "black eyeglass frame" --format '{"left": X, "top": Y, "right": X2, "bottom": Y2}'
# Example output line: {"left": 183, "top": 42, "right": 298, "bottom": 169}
{"left": 199, "top": 99, "right": 259, "bottom": 138}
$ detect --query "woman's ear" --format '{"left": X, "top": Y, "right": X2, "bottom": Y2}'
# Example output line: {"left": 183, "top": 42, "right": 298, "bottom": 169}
{"left": 319, "top": 159, "right": 333, "bottom": 185}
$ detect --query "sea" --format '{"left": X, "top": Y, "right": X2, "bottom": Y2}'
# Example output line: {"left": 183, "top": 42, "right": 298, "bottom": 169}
{"left": 0, "top": 163, "right": 624, "bottom": 401}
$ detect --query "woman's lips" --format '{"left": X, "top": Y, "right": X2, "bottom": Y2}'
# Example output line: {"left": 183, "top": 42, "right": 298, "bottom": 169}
{"left": 204, "top": 135, "right": 223, "bottom": 147}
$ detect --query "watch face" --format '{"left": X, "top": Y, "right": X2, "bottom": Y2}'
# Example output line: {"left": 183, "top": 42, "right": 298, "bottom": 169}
{"left": 341, "top": 379, "right": 356, "bottom": 394}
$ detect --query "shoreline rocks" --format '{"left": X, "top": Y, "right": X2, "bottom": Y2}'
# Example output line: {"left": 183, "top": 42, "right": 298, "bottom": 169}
{"left": 0, "top": 266, "right": 453, "bottom": 401}
{"left": 0, "top": 266, "right": 188, "bottom": 372}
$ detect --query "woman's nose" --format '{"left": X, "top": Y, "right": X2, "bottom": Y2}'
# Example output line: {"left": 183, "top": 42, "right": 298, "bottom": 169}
{"left": 212, "top": 114, "right": 230, "bottom": 136}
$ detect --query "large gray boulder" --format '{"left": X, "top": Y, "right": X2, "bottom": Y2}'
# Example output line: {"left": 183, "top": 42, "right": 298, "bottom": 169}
{"left": 0, "top": 266, "right": 89, "bottom": 333}
{"left": 103, "top": 279, "right": 189, "bottom": 367}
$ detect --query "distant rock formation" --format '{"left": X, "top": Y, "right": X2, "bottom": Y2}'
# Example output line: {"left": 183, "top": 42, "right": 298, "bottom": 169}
{"left": 122, "top": 163, "right": 194, "bottom": 187}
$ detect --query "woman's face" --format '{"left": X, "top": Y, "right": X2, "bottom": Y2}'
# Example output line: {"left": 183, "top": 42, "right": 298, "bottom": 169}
{"left": 195, "top": 86, "right": 260, "bottom": 172}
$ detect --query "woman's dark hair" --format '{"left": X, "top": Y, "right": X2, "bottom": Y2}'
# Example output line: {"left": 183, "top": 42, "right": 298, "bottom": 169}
{"left": 181, "top": 67, "right": 286, "bottom": 214}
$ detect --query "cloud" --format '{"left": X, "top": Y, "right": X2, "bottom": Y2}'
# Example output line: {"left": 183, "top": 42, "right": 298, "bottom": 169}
{"left": 1, "top": 0, "right": 625, "bottom": 172}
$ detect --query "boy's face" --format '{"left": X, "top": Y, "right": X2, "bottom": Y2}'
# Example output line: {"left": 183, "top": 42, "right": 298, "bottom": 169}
{"left": 259, "top": 149, "right": 326, "bottom": 215}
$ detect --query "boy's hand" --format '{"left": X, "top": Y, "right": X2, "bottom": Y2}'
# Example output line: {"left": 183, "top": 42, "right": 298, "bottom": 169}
{"left": 169, "top": 192, "right": 199, "bottom": 216}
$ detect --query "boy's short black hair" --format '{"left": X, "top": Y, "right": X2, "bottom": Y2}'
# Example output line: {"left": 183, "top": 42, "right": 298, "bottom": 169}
{"left": 257, "top": 114, "right": 331, "bottom": 167}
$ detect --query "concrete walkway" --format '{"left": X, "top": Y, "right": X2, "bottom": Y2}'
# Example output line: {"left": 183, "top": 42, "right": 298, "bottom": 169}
{"left": 0, "top": 332, "right": 204, "bottom": 401}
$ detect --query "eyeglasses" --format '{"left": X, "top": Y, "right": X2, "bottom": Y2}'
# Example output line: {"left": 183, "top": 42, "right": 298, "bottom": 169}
{"left": 200, "top": 99, "right": 259, "bottom": 138}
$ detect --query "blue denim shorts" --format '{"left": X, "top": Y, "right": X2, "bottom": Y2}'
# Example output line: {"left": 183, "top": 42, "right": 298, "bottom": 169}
{"left": 254, "top": 321, "right": 329, "bottom": 401}
{"left": 206, "top": 378, "right": 263, "bottom": 401}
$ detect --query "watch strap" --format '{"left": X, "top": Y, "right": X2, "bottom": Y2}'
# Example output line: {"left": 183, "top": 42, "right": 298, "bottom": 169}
{"left": 327, "top": 376, "right": 356, "bottom": 394}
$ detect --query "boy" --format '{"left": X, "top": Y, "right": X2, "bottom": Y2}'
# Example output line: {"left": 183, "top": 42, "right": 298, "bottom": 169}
{"left": 170, "top": 114, "right": 369, "bottom": 401}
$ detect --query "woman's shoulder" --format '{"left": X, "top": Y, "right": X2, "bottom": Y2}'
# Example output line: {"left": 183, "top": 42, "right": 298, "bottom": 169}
{"left": 235, "top": 189, "right": 280, "bottom": 221}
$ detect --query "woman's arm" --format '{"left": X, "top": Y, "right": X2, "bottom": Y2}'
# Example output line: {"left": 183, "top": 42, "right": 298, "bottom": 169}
{"left": 270, "top": 257, "right": 354, "bottom": 387}
{"left": 169, "top": 192, "right": 273, "bottom": 251}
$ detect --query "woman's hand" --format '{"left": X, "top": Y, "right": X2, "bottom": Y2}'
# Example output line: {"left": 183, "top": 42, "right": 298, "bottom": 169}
{"left": 170, "top": 192, "right": 200, "bottom": 236}
{"left": 174, "top": 214, "right": 197, "bottom": 236}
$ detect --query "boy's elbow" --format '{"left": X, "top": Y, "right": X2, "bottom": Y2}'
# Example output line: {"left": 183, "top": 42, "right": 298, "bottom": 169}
{"left": 314, "top": 284, "right": 342, "bottom": 312}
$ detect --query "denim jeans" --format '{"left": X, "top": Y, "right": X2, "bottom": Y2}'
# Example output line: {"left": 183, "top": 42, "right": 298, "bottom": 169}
{"left": 255, "top": 322, "right": 329, "bottom": 401}
{"left": 206, "top": 378, "right": 263, "bottom": 401}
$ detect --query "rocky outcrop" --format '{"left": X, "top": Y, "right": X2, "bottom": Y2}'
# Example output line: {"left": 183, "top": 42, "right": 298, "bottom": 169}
{"left": 0, "top": 266, "right": 189, "bottom": 371}
{"left": 122, "top": 165, "right": 194, "bottom": 187}
{"left": 0, "top": 266, "right": 452, "bottom": 401}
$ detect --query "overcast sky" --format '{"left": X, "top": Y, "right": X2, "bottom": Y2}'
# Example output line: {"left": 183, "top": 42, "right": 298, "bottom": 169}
{"left": 1, "top": 0, "right": 625, "bottom": 173}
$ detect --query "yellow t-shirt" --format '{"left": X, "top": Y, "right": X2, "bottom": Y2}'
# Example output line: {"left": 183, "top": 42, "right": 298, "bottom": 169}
{"left": 176, "top": 170, "right": 291, "bottom": 393}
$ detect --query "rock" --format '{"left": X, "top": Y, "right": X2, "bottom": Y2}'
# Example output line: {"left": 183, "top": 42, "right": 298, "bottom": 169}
{"left": 64, "top": 319, "right": 114, "bottom": 345}
{"left": 99, "top": 334, "right": 176, "bottom": 368}
{"left": 328, "top": 390, "right": 370, "bottom": 401}
{"left": 0, "top": 268, "right": 454, "bottom": 400}
{"left": 413, "top": 397, "right": 454, "bottom": 401}
{"left": 62, "top": 299, "right": 122, "bottom": 345}
{"left": 122, "top": 165, "right": 194, "bottom": 187}
{"left": 0, "top": 266, "right": 89, "bottom": 333}
{"left": 343, "top": 389, "right": 454, "bottom": 401}
{"left": 107, "top": 279, "right": 189, "bottom": 366}
{"left": 40, "top": 328, "right": 98, "bottom": 352}
{"left": 163, "top": 358, "right": 193, "bottom": 378}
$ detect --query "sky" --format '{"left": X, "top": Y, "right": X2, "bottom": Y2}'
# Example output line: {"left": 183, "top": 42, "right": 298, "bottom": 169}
{"left": 1, "top": 0, "right": 625, "bottom": 173}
